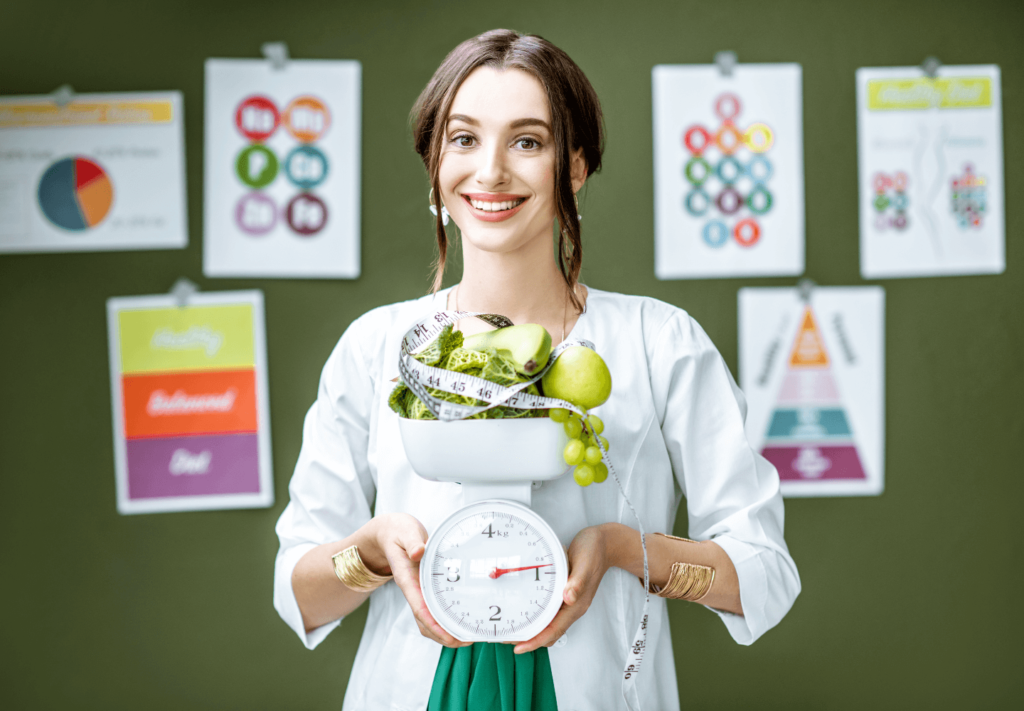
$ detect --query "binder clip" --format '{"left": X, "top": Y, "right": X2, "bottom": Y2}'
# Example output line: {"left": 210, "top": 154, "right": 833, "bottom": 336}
{"left": 171, "top": 277, "right": 199, "bottom": 308}
{"left": 50, "top": 84, "right": 75, "bottom": 109}
{"left": 261, "top": 42, "right": 290, "bottom": 70}
{"left": 797, "top": 278, "right": 816, "bottom": 303}
{"left": 715, "top": 51, "right": 738, "bottom": 78}
{"left": 921, "top": 56, "right": 941, "bottom": 79}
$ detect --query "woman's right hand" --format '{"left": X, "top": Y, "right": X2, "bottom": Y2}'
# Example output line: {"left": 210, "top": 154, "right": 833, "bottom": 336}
{"left": 373, "top": 512, "right": 469, "bottom": 648}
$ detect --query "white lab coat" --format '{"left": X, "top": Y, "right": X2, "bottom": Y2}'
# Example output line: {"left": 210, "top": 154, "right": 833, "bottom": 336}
{"left": 274, "top": 287, "right": 800, "bottom": 711}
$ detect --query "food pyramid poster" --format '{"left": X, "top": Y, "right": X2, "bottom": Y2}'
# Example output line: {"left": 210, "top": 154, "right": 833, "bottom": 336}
{"left": 739, "top": 287, "right": 885, "bottom": 497}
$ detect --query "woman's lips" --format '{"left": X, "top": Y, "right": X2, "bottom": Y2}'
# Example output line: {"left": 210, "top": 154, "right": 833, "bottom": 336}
{"left": 461, "top": 193, "right": 528, "bottom": 223}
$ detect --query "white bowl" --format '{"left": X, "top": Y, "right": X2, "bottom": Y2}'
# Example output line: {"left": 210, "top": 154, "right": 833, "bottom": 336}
{"left": 398, "top": 417, "right": 571, "bottom": 483}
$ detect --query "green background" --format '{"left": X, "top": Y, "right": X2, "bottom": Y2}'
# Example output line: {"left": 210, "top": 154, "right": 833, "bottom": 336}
{"left": 1, "top": 0, "right": 1021, "bottom": 707}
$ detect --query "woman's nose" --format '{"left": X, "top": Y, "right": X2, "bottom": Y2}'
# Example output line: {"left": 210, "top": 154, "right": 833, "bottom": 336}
{"left": 475, "top": 143, "right": 510, "bottom": 188}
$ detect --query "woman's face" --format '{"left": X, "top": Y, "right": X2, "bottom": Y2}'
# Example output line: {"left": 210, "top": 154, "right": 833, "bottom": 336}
{"left": 439, "top": 66, "right": 579, "bottom": 256}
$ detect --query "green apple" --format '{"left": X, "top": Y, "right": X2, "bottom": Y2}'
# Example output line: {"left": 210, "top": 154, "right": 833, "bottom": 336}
{"left": 542, "top": 346, "right": 612, "bottom": 411}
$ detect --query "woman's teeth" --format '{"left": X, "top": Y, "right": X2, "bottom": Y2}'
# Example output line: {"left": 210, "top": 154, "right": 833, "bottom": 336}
{"left": 469, "top": 198, "right": 525, "bottom": 212}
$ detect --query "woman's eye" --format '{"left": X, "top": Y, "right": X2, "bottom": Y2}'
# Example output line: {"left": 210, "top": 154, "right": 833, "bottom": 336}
{"left": 453, "top": 134, "right": 475, "bottom": 147}
{"left": 516, "top": 138, "right": 539, "bottom": 150}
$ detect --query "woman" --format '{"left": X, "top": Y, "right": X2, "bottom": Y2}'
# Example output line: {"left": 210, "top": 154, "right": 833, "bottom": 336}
{"left": 275, "top": 29, "right": 800, "bottom": 710}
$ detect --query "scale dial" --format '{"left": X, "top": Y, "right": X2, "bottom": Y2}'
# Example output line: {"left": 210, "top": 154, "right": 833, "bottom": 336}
{"left": 421, "top": 499, "right": 568, "bottom": 643}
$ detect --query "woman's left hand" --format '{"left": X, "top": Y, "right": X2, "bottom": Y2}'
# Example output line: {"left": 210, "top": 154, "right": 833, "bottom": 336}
{"left": 512, "top": 525, "right": 612, "bottom": 654}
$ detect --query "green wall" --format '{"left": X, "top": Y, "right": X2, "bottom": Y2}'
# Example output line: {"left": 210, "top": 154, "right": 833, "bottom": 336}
{"left": 1, "top": 0, "right": 1021, "bottom": 707}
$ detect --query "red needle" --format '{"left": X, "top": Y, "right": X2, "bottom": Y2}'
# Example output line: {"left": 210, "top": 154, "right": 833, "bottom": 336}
{"left": 489, "top": 564, "right": 552, "bottom": 579}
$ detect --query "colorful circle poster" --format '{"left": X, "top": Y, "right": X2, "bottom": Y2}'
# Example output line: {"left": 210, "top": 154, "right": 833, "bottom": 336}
{"left": 653, "top": 64, "right": 805, "bottom": 279}
{"left": 203, "top": 59, "right": 360, "bottom": 278}
{"left": 106, "top": 290, "right": 274, "bottom": 514}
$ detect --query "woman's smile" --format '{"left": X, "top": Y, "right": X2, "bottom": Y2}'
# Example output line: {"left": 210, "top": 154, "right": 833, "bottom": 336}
{"left": 461, "top": 192, "right": 529, "bottom": 221}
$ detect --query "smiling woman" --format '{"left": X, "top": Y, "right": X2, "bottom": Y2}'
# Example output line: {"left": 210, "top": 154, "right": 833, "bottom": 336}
{"left": 413, "top": 31, "right": 602, "bottom": 316}
{"left": 275, "top": 28, "right": 799, "bottom": 711}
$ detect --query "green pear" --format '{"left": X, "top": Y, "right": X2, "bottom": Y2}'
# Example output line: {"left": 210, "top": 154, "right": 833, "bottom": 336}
{"left": 463, "top": 324, "right": 552, "bottom": 376}
{"left": 541, "top": 346, "right": 612, "bottom": 410}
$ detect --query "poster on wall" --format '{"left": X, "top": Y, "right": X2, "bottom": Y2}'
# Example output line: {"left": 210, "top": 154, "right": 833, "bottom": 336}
{"left": 856, "top": 65, "right": 1004, "bottom": 278}
{"left": 203, "top": 58, "right": 361, "bottom": 278}
{"left": 107, "top": 290, "right": 273, "bottom": 514}
{"left": 653, "top": 63, "right": 804, "bottom": 279}
{"left": 739, "top": 286, "right": 885, "bottom": 497}
{"left": 0, "top": 92, "right": 187, "bottom": 253}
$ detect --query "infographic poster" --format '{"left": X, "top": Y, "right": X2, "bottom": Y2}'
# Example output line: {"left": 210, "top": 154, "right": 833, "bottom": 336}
{"left": 0, "top": 92, "right": 187, "bottom": 253}
{"left": 204, "top": 59, "right": 361, "bottom": 278}
{"left": 739, "top": 287, "right": 885, "bottom": 497}
{"left": 653, "top": 64, "right": 804, "bottom": 279}
{"left": 857, "top": 65, "right": 1004, "bottom": 278}
{"left": 107, "top": 290, "right": 273, "bottom": 514}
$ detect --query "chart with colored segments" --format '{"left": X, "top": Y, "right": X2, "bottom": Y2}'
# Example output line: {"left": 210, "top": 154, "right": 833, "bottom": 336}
{"left": 107, "top": 291, "right": 273, "bottom": 514}
{"left": 653, "top": 63, "right": 804, "bottom": 279}
{"left": 739, "top": 287, "right": 885, "bottom": 497}
{"left": 0, "top": 91, "right": 186, "bottom": 253}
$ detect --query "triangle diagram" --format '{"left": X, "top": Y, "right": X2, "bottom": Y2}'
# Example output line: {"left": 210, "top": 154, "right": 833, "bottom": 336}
{"left": 761, "top": 306, "right": 867, "bottom": 482}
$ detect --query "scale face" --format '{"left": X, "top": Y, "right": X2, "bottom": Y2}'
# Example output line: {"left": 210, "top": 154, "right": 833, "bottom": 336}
{"left": 422, "top": 499, "right": 568, "bottom": 643}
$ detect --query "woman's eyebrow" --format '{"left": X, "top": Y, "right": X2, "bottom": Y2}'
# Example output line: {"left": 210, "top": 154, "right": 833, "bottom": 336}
{"left": 509, "top": 118, "right": 550, "bottom": 131}
{"left": 447, "top": 114, "right": 478, "bottom": 126}
{"left": 446, "top": 114, "right": 550, "bottom": 131}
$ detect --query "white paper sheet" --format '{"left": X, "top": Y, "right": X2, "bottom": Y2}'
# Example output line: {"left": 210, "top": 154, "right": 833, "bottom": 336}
{"left": 739, "top": 286, "right": 885, "bottom": 497}
{"left": 0, "top": 92, "right": 187, "bottom": 253}
{"left": 106, "top": 290, "right": 273, "bottom": 514}
{"left": 203, "top": 59, "right": 361, "bottom": 278}
{"left": 856, "top": 65, "right": 1004, "bottom": 278}
{"left": 653, "top": 64, "right": 804, "bottom": 279}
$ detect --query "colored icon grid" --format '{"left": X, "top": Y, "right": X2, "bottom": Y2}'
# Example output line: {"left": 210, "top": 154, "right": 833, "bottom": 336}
{"left": 234, "top": 94, "right": 330, "bottom": 237}
{"left": 682, "top": 93, "right": 775, "bottom": 249}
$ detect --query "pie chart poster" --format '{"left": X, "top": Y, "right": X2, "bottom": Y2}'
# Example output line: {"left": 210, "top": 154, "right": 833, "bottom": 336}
{"left": 203, "top": 59, "right": 361, "bottom": 278}
{"left": 653, "top": 64, "right": 805, "bottom": 279}
{"left": 739, "top": 286, "right": 885, "bottom": 498}
{"left": 0, "top": 91, "right": 187, "bottom": 253}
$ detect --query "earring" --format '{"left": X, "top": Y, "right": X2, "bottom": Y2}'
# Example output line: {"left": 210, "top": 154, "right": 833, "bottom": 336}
{"left": 429, "top": 188, "right": 449, "bottom": 226}
{"left": 574, "top": 193, "right": 582, "bottom": 222}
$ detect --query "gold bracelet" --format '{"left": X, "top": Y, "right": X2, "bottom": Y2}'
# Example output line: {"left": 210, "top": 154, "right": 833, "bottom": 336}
{"left": 331, "top": 545, "right": 392, "bottom": 593}
{"left": 654, "top": 562, "right": 716, "bottom": 602}
{"left": 643, "top": 533, "right": 715, "bottom": 602}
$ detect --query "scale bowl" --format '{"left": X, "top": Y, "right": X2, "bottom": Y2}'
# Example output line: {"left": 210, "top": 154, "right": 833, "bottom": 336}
{"left": 398, "top": 417, "right": 571, "bottom": 483}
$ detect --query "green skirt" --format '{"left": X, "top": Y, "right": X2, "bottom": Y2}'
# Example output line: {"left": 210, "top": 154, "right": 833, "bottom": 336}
{"left": 427, "top": 643, "right": 558, "bottom": 711}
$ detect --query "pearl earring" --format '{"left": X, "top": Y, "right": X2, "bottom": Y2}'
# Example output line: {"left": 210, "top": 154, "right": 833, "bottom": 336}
{"left": 428, "top": 188, "right": 449, "bottom": 226}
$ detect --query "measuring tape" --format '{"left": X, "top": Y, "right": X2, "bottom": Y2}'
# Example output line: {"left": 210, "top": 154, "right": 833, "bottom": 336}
{"left": 399, "top": 310, "right": 651, "bottom": 711}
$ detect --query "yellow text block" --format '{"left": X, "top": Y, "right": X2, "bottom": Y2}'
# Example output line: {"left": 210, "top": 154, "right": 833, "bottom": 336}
{"left": 118, "top": 304, "right": 255, "bottom": 374}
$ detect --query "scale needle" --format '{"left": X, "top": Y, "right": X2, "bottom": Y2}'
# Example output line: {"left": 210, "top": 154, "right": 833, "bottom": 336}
{"left": 488, "top": 564, "right": 552, "bottom": 579}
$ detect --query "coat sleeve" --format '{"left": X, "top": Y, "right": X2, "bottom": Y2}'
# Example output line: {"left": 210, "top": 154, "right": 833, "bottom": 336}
{"left": 650, "top": 311, "right": 801, "bottom": 645}
{"left": 273, "top": 317, "right": 379, "bottom": 650}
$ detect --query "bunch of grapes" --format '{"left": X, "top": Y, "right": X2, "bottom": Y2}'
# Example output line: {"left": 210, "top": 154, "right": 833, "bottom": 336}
{"left": 550, "top": 408, "right": 610, "bottom": 487}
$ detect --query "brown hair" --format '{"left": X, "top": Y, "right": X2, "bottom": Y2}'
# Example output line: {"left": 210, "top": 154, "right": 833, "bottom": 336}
{"left": 411, "top": 29, "right": 604, "bottom": 314}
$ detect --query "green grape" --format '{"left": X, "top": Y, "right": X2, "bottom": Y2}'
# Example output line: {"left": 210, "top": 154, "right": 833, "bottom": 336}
{"left": 550, "top": 407, "right": 570, "bottom": 423}
{"left": 563, "top": 439, "right": 585, "bottom": 466}
{"left": 574, "top": 463, "right": 595, "bottom": 487}
{"left": 584, "top": 446, "right": 603, "bottom": 465}
{"left": 587, "top": 414, "right": 605, "bottom": 435}
{"left": 564, "top": 417, "right": 583, "bottom": 439}
{"left": 597, "top": 435, "right": 610, "bottom": 452}
{"left": 593, "top": 462, "right": 609, "bottom": 483}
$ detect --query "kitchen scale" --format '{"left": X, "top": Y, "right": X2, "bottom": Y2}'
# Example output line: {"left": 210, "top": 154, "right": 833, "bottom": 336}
{"left": 396, "top": 309, "right": 651, "bottom": 709}
{"left": 399, "top": 416, "right": 571, "bottom": 642}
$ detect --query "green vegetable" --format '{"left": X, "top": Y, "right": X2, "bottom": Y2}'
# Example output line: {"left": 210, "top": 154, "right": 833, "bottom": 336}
{"left": 390, "top": 324, "right": 543, "bottom": 420}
